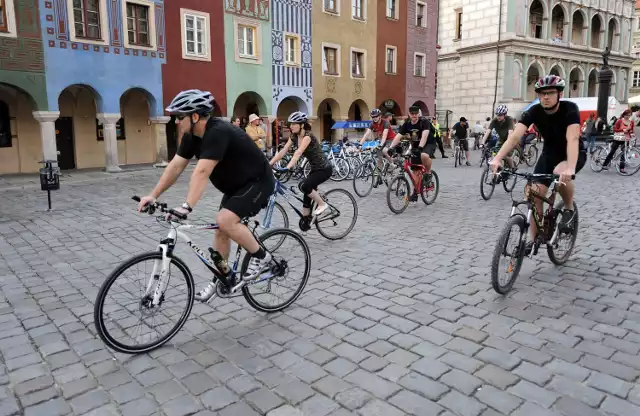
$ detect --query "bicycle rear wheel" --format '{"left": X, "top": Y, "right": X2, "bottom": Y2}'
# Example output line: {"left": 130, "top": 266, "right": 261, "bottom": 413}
{"left": 242, "top": 228, "right": 311, "bottom": 313}
{"left": 315, "top": 188, "right": 358, "bottom": 240}
{"left": 590, "top": 146, "right": 607, "bottom": 172}
{"left": 94, "top": 252, "right": 195, "bottom": 354}
{"left": 547, "top": 202, "right": 578, "bottom": 265}
{"left": 525, "top": 145, "right": 538, "bottom": 167}
{"left": 480, "top": 166, "right": 495, "bottom": 201}
{"left": 617, "top": 147, "right": 640, "bottom": 176}
{"left": 491, "top": 215, "right": 527, "bottom": 294}
{"left": 352, "top": 163, "right": 374, "bottom": 197}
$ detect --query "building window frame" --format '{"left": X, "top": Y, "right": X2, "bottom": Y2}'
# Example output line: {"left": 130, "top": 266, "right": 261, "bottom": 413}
{"left": 414, "top": 52, "right": 426, "bottom": 77}
{"left": 284, "top": 32, "right": 301, "bottom": 66}
{"left": 350, "top": 47, "right": 366, "bottom": 79}
{"left": 234, "top": 16, "right": 262, "bottom": 64}
{"left": 324, "top": 0, "right": 339, "bottom": 15}
{"left": 386, "top": 0, "right": 398, "bottom": 20}
{"left": 416, "top": 1, "right": 427, "bottom": 28}
{"left": 180, "top": 8, "right": 211, "bottom": 61}
{"left": 67, "top": 0, "right": 109, "bottom": 44}
{"left": 352, "top": 0, "right": 366, "bottom": 22}
{"left": 385, "top": 45, "right": 397, "bottom": 74}
{"left": 633, "top": 70, "right": 640, "bottom": 88}
{"left": 454, "top": 8, "right": 463, "bottom": 40}
{"left": 322, "top": 42, "right": 341, "bottom": 77}
{"left": 121, "top": 0, "right": 157, "bottom": 50}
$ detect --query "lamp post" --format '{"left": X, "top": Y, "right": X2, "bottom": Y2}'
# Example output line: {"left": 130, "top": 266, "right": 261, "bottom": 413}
{"left": 597, "top": 47, "right": 613, "bottom": 123}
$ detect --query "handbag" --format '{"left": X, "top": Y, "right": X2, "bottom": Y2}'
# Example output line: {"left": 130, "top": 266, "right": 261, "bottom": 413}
{"left": 613, "top": 132, "right": 627, "bottom": 141}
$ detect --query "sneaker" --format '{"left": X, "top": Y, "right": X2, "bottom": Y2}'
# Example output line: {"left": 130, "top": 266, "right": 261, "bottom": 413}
{"left": 465, "top": 161, "right": 471, "bottom": 166}
{"left": 194, "top": 281, "right": 216, "bottom": 302}
{"left": 313, "top": 203, "right": 329, "bottom": 217}
{"left": 243, "top": 252, "right": 272, "bottom": 281}
{"left": 523, "top": 241, "right": 534, "bottom": 256}
{"left": 559, "top": 209, "right": 575, "bottom": 232}
{"left": 442, "top": 154, "right": 449, "bottom": 158}
{"left": 409, "top": 193, "right": 418, "bottom": 202}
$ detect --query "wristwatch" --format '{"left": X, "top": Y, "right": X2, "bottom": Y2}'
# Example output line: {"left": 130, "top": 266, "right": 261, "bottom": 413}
{"left": 181, "top": 202, "right": 193, "bottom": 212}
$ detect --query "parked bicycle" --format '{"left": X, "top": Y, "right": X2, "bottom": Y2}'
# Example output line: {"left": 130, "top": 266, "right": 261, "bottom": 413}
{"left": 94, "top": 196, "right": 311, "bottom": 354}
{"left": 490, "top": 171, "right": 578, "bottom": 295}
{"left": 590, "top": 137, "right": 640, "bottom": 176}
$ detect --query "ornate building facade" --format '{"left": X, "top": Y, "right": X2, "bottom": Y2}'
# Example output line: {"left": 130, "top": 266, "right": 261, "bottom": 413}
{"left": 629, "top": 0, "right": 640, "bottom": 98}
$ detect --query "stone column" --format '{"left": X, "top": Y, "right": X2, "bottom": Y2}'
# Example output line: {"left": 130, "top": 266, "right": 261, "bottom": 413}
{"left": 97, "top": 113, "right": 122, "bottom": 172}
{"left": 598, "top": 67, "right": 614, "bottom": 122}
{"left": 150, "top": 116, "right": 171, "bottom": 167}
{"left": 32, "top": 111, "right": 60, "bottom": 163}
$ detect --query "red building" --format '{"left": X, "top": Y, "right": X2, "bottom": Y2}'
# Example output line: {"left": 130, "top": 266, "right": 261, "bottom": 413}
{"left": 162, "top": 0, "right": 227, "bottom": 158}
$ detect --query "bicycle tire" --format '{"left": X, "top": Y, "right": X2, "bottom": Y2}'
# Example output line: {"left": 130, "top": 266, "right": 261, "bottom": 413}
{"left": 491, "top": 215, "right": 527, "bottom": 294}
{"left": 502, "top": 170, "right": 517, "bottom": 193}
{"left": 547, "top": 201, "right": 578, "bottom": 265}
{"left": 315, "top": 188, "right": 358, "bottom": 240}
{"left": 421, "top": 170, "right": 439, "bottom": 205}
{"left": 525, "top": 144, "right": 538, "bottom": 167}
{"left": 241, "top": 228, "right": 311, "bottom": 313}
{"left": 616, "top": 146, "right": 640, "bottom": 176}
{"left": 386, "top": 175, "right": 410, "bottom": 214}
{"left": 331, "top": 158, "right": 350, "bottom": 181}
{"left": 480, "top": 166, "right": 495, "bottom": 200}
{"left": 590, "top": 146, "right": 606, "bottom": 172}
{"left": 352, "top": 163, "right": 374, "bottom": 198}
{"left": 94, "top": 252, "right": 195, "bottom": 354}
{"left": 263, "top": 202, "right": 290, "bottom": 252}
{"left": 454, "top": 147, "right": 459, "bottom": 167}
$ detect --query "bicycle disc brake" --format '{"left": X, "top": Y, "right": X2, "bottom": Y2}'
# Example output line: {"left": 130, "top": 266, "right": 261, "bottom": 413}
{"left": 298, "top": 217, "right": 312, "bottom": 231}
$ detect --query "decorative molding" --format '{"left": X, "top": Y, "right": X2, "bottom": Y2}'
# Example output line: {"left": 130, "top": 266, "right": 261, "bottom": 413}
{"left": 225, "top": 0, "right": 270, "bottom": 21}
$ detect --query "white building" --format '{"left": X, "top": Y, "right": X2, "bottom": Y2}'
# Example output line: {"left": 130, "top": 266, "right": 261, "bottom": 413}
{"left": 436, "top": 0, "right": 636, "bottom": 124}
{"left": 628, "top": 0, "right": 640, "bottom": 99}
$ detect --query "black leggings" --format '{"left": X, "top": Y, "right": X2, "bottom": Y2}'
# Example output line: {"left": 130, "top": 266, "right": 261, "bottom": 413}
{"left": 299, "top": 165, "right": 332, "bottom": 208}
{"left": 604, "top": 140, "right": 627, "bottom": 169}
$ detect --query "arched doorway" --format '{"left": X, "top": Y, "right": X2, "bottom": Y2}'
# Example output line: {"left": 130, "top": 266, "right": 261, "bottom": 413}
{"left": 526, "top": 63, "right": 543, "bottom": 100}
{"left": 232, "top": 91, "right": 267, "bottom": 120}
{"left": 588, "top": 69, "right": 598, "bottom": 97}
{"left": 57, "top": 84, "right": 104, "bottom": 170}
{"left": 571, "top": 10, "right": 586, "bottom": 45}
{"left": 568, "top": 67, "right": 583, "bottom": 98}
{"left": 0, "top": 84, "right": 41, "bottom": 173}
{"left": 591, "top": 15, "right": 603, "bottom": 48}
{"left": 529, "top": 0, "right": 545, "bottom": 39}
{"left": 607, "top": 18, "right": 619, "bottom": 51}
{"left": 316, "top": 99, "right": 341, "bottom": 142}
{"left": 348, "top": 100, "right": 370, "bottom": 135}
{"left": 275, "top": 96, "right": 308, "bottom": 148}
{"left": 120, "top": 88, "right": 155, "bottom": 165}
{"left": 379, "top": 100, "right": 402, "bottom": 117}
{"left": 412, "top": 100, "right": 429, "bottom": 116}
{"left": 549, "top": 65, "right": 564, "bottom": 79}
{"left": 551, "top": 5, "right": 565, "bottom": 41}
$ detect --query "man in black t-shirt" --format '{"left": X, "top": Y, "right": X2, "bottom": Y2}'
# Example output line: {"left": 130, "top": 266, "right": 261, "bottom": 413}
{"left": 136, "top": 90, "right": 276, "bottom": 302}
{"left": 491, "top": 75, "right": 587, "bottom": 249}
{"left": 451, "top": 117, "right": 471, "bottom": 165}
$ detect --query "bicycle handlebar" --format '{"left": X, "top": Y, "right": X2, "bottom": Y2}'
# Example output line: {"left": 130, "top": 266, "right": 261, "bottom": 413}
{"left": 132, "top": 196, "right": 188, "bottom": 220}
{"left": 499, "top": 169, "right": 575, "bottom": 181}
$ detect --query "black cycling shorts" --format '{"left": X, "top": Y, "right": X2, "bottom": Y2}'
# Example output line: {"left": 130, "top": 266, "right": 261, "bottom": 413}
{"left": 532, "top": 150, "right": 587, "bottom": 187}
{"left": 410, "top": 145, "right": 434, "bottom": 166}
{"left": 220, "top": 171, "right": 275, "bottom": 219}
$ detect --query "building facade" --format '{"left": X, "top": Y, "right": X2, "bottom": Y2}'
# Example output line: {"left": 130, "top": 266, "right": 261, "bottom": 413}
{"left": 223, "top": 0, "right": 272, "bottom": 121}
{"left": 437, "top": 0, "right": 635, "bottom": 124}
{"left": 0, "top": 0, "right": 48, "bottom": 174}
{"left": 163, "top": 0, "right": 226, "bottom": 159}
{"left": 312, "top": 0, "right": 377, "bottom": 141}
{"left": 629, "top": 0, "right": 640, "bottom": 98}
{"left": 406, "top": 0, "right": 438, "bottom": 116}
{"left": 376, "top": 0, "right": 407, "bottom": 117}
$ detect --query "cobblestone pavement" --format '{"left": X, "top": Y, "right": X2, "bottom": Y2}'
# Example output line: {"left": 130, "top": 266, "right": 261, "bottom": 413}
{"left": 1, "top": 153, "right": 640, "bottom": 416}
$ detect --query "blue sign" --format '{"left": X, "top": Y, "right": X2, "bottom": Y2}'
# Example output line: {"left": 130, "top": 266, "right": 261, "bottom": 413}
{"left": 331, "top": 120, "right": 372, "bottom": 129}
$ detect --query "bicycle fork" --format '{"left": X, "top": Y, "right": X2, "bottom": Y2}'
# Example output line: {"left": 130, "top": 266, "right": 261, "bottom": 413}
{"left": 145, "top": 244, "right": 172, "bottom": 307}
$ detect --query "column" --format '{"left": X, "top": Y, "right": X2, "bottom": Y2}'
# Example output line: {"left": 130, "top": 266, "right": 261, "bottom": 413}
{"left": 265, "top": 115, "right": 276, "bottom": 156}
{"left": 97, "top": 113, "right": 122, "bottom": 172}
{"left": 150, "top": 116, "right": 171, "bottom": 167}
{"left": 32, "top": 111, "right": 60, "bottom": 163}
{"left": 522, "top": 54, "right": 530, "bottom": 101}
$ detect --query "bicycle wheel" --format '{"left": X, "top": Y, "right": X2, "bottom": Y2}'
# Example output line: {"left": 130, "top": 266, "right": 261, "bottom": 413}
{"left": 590, "top": 146, "right": 607, "bottom": 172}
{"left": 454, "top": 147, "right": 460, "bottom": 167}
{"left": 346, "top": 156, "right": 362, "bottom": 180}
{"left": 94, "top": 252, "right": 195, "bottom": 354}
{"left": 490, "top": 215, "right": 527, "bottom": 294}
{"left": 512, "top": 148, "right": 522, "bottom": 166}
{"left": 547, "top": 201, "right": 578, "bottom": 265}
{"left": 261, "top": 201, "right": 290, "bottom": 251}
{"left": 242, "top": 228, "right": 311, "bottom": 313}
{"left": 353, "top": 163, "right": 374, "bottom": 198}
{"left": 525, "top": 145, "right": 538, "bottom": 167}
{"left": 387, "top": 175, "right": 410, "bottom": 214}
{"left": 421, "top": 171, "right": 439, "bottom": 205}
{"left": 502, "top": 170, "right": 517, "bottom": 193}
{"left": 617, "top": 147, "right": 640, "bottom": 176}
{"left": 480, "top": 166, "right": 495, "bottom": 201}
{"left": 315, "top": 188, "right": 358, "bottom": 240}
{"left": 331, "top": 158, "right": 350, "bottom": 181}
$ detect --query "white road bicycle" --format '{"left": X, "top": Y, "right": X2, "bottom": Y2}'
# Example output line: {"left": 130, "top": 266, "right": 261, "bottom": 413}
{"left": 93, "top": 196, "right": 311, "bottom": 354}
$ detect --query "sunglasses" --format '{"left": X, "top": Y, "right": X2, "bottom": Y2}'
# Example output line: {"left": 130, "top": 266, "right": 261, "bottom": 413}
{"left": 176, "top": 115, "right": 188, "bottom": 121}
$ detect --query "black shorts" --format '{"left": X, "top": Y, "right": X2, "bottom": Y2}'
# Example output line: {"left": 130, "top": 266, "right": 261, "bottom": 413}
{"left": 455, "top": 138, "right": 469, "bottom": 152}
{"left": 219, "top": 171, "right": 275, "bottom": 219}
{"left": 409, "top": 146, "right": 434, "bottom": 165}
{"left": 532, "top": 151, "right": 587, "bottom": 187}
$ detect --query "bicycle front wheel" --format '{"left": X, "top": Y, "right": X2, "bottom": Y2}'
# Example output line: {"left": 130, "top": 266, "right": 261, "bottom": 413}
{"left": 315, "top": 188, "right": 358, "bottom": 240}
{"left": 94, "top": 252, "right": 195, "bottom": 354}
{"left": 387, "top": 175, "right": 410, "bottom": 214}
{"left": 491, "top": 215, "right": 527, "bottom": 295}
{"left": 454, "top": 147, "right": 460, "bottom": 167}
{"left": 352, "top": 163, "right": 374, "bottom": 198}
{"left": 590, "top": 146, "right": 607, "bottom": 172}
{"left": 480, "top": 166, "right": 495, "bottom": 201}
{"left": 525, "top": 145, "right": 538, "bottom": 167}
{"left": 242, "top": 228, "right": 311, "bottom": 313}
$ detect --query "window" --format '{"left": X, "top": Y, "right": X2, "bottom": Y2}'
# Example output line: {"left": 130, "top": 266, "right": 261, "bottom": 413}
{"left": 324, "top": 0, "right": 337, "bottom": 13}
{"left": 72, "top": 0, "right": 101, "bottom": 39}
{"left": 284, "top": 34, "right": 300, "bottom": 65}
{"left": 386, "top": 0, "right": 397, "bottom": 19}
{"left": 416, "top": 1, "right": 426, "bottom": 27}
{"left": 385, "top": 46, "right": 396, "bottom": 74}
{"left": 455, "top": 9, "right": 463, "bottom": 40}
{"left": 0, "top": 0, "right": 8, "bottom": 32}
{"left": 0, "top": 100, "right": 11, "bottom": 148}
{"left": 183, "top": 11, "right": 209, "bottom": 59}
{"left": 322, "top": 45, "right": 339, "bottom": 75}
{"left": 414, "top": 53, "right": 425, "bottom": 77}
{"left": 126, "top": 2, "right": 150, "bottom": 46}
{"left": 352, "top": 0, "right": 363, "bottom": 20}
{"left": 238, "top": 24, "right": 256, "bottom": 57}
{"left": 351, "top": 49, "right": 365, "bottom": 78}
{"left": 633, "top": 71, "right": 640, "bottom": 87}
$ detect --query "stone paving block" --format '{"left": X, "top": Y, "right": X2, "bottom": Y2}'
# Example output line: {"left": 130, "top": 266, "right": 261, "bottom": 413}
{"left": 551, "top": 396, "right": 604, "bottom": 416}
{"left": 508, "top": 380, "right": 560, "bottom": 408}
{"left": 244, "top": 388, "right": 286, "bottom": 414}
{"left": 334, "top": 387, "right": 372, "bottom": 410}
{"left": 389, "top": 389, "right": 444, "bottom": 415}
{"left": 275, "top": 380, "right": 315, "bottom": 405}
{"left": 299, "top": 394, "right": 340, "bottom": 416}
{"left": 22, "top": 397, "right": 71, "bottom": 416}
{"left": 474, "top": 385, "right": 522, "bottom": 414}
{"left": 118, "top": 397, "right": 158, "bottom": 416}
{"left": 345, "top": 369, "right": 401, "bottom": 400}
{"left": 438, "top": 390, "right": 486, "bottom": 416}
{"left": 473, "top": 364, "right": 519, "bottom": 390}
{"left": 512, "top": 361, "right": 553, "bottom": 386}
{"left": 547, "top": 375, "right": 605, "bottom": 408}
{"left": 108, "top": 381, "right": 145, "bottom": 404}
{"left": 357, "top": 399, "right": 406, "bottom": 416}
{"left": 398, "top": 371, "right": 449, "bottom": 401}
{"left": 312, "top": 375, "right": 353, "bottom": 398}
{"left": 410, "top": 357, "right": 450, "bottom": 380}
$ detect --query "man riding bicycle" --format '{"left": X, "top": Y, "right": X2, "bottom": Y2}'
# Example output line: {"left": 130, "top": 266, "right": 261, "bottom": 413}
{"left": 387, "top": 105, "right": 433, "bottom": 201}
{"left": 483, "top": 105, "right": 516, "bottom": 169}
{"left": 360, "top": 108, "right": 400, "bottom": 164}
{"left": 451, "top": 117, "right": 471, "bottom": 165}
{"left": 136, "top": 89, "right": 276, "bottom": 301}
{"left": 490, "top": 75, "right": 587, "bottom": 252}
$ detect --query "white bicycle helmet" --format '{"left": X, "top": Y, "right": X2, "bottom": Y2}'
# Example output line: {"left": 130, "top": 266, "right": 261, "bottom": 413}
{"left": 495, "top": 105, "right": 508, "bottom": 115}
{"left": 534, "top": 75, "right": 566, "bottom": 92}
{"left": 288, "top": 111, "right": 308, "bottom": 123}
{"left": 166, "top": 89, "right": 214, "bottom": 114}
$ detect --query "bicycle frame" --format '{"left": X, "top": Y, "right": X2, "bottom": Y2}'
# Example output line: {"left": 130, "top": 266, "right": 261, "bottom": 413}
{"left": 509, "top": 179, "right": 561, "bottom": 247}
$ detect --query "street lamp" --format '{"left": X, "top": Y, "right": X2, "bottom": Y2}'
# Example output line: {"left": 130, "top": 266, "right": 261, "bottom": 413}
{"left": 597, "top": 47, "right": 613, "bottom": 123}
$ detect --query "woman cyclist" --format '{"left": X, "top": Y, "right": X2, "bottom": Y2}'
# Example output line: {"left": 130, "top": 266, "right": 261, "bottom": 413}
{"left": 269, "top": 112, "right": 331, "bottom": 218}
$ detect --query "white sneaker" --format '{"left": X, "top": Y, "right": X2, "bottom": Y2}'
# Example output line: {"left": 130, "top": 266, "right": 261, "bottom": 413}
{"left": 313, "top": 204, "right": 329, "bottom": 217}
{"left": 243, "top": 252, "right": 272, "bottom": 281}
{"left": 194, "top": 281, "right": 216, "bottom": 302}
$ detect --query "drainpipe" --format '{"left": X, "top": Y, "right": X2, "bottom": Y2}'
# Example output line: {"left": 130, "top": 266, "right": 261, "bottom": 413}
{"left": 491, "top": 0, "right": 504, "bottom": 116}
